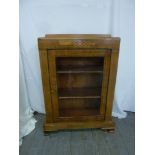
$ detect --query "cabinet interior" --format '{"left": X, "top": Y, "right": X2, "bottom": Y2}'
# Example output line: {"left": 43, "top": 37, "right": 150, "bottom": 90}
{"left": 56, "top": 57, "right": 104, "bottom": 117}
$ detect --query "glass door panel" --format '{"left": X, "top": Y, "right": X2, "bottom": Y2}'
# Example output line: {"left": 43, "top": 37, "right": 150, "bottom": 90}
{"left": 56, "top": 57, "right": 104, "bottom": 117}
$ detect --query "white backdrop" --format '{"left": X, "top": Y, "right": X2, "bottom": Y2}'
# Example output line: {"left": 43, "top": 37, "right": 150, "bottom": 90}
{"left": 19, "top": 51, "right": 37, "bottom": 145}
{"left": 19, "top": 0, "right": 135, "bottom": 142}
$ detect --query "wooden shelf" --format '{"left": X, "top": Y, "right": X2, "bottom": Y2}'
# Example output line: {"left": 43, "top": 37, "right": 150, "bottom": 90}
{"left": 58, "top": 88, "right": 101, "bottom": 99}
{"left": 57, "top": 70, "right": 102, "bottom": 74}
{"left": 57, "top": 65, "right": 103, "bottom": 74}
{"left": 59, "top": 108, "right": 100, "bottom": 117}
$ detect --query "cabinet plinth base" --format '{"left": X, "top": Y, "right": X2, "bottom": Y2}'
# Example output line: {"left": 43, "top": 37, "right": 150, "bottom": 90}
{"left": 44, "top": 120, "right": 115, "bottom": 132}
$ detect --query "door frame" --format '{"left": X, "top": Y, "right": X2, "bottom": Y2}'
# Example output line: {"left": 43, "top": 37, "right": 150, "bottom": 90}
{"left": 47, "top": 49, "right": 111, "bottom": 122}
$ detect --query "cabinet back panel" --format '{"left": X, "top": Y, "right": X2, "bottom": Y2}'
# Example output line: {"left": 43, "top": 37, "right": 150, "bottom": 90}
{"left": 56, "top": 57, "right": 103, "bottom": 67}
{"left": 56, "top": 73, "right": 103, "bottom": 89}
{"left": 59, "top": 98, "right": 100, "bottom": 109}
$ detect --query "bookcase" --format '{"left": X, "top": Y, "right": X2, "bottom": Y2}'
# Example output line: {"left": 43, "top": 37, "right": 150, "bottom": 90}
{"left": 38, "top": 34, "right": 120, "bottom": 134}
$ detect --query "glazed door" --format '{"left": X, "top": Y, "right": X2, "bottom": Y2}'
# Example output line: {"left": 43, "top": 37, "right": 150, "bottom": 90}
{"left": 47, "top": 49, "right": 111, "bottom": 122}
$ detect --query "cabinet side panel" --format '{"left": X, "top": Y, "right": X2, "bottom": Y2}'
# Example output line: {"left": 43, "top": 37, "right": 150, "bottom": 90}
{"left": 100, "top": 54, "right": 111, "bottom": 116}
{"left": 39, "top": 49, "right": 53, "bottom": 123}
{"left": 105, "top": 50, "right": 119, "bottom": 121}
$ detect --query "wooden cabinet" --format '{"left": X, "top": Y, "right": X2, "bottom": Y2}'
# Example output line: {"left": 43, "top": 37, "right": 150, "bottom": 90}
{"left": 38, "top": 34, "right": 120, "bottom": 133}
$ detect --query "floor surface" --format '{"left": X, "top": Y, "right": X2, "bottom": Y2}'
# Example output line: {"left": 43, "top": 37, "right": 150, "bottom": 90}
{"left": 20, "top": 112, "right": 135, "bottom": 155}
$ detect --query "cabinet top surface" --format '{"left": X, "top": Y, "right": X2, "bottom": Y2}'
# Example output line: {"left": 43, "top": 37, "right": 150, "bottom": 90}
{"left": 44, "top": 34, "right": 112, "bottom": 39}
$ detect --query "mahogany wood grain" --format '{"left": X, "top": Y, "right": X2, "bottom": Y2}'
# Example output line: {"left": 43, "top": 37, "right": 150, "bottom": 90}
{"left": 58, "top": 98, "right": 100, "bottom": 109}
{"left": 100, "top": 54, "right": 111, "bottom": 116}
{"left": 38, "top": 34, "right": 120, "bottom": 132}
{"left": 47, "top": 51, "right": 59, "bottom": 121}
{"left": 44, "top": 120, "right": 115, "bottom": 131}
{"left": 105, "top": 50, "right": 119, "bottom": 121}
{"left": 45, "top": 34, "right": 112, "bottom": 39}
{"left": 38, "top": 38, "right": 120, "bottom": 50}
{"left": 38, "top": 50, "right": 53, "bottom": 123}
